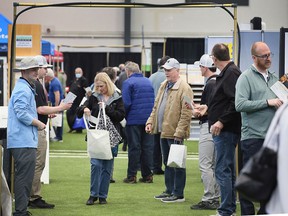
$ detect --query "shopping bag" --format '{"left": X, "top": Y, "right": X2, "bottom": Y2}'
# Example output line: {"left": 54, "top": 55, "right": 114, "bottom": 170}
{"left": 83, "top": 108, "right": 112, "bottom": 160}
{"left": 72, "top": 117, "right": 86, "bottom": 130}
{"left": 235, "top": 146, "right": 277, "bottom": 202}
{"left": 51, "top": 113, "right": 62, "bottom": 127}
{"left": 167, "top": 144, "right": 187, "bottom": 168}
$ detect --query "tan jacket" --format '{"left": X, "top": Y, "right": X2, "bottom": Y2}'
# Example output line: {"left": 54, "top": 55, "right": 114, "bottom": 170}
{"left": 146, "top": 78, "right": 193, "bottom": 139}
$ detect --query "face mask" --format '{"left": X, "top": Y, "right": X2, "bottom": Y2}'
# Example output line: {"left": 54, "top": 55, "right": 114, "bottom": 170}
{"left": 75, "top": 73, "right": 82, "bottom": 78}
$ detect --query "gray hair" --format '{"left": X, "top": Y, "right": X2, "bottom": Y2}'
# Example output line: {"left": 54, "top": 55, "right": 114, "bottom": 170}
{"left": 125, "top": 61, "right": 141, "bottom": 74}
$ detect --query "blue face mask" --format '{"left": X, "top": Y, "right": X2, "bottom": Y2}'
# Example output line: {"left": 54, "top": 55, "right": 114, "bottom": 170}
{"left": 75, "top": 73, "right": 82, "bottom": 79}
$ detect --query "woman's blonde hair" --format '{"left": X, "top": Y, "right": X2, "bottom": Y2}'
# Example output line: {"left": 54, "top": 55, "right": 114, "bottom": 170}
{"left": 94, "top": 72, "right": 115, "bottom": 96}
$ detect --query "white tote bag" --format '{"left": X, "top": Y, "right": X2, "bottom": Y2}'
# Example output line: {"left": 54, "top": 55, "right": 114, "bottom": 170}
{"left": 84, "top": 108, "right": 112, "bottom": 160}
{"left": 167, "top": 144, "right": 187, "bottom": 168}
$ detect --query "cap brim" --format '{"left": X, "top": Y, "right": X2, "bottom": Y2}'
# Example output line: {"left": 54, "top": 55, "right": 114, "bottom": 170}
{"left": 161, "top": 65, "right": 173, "bottom": 70}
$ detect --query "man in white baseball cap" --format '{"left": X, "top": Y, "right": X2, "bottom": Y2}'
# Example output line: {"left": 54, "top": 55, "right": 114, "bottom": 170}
{"left": 190, "top": 54, "right": 220, "bottom": 210}
{"left": 161, "top": 58, "right": 180, "bottom": 70}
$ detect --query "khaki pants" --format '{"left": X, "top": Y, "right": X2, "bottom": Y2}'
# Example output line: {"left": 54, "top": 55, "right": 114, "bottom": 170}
{"left": 30, "top": 130, "right": 47, "bottom": 200}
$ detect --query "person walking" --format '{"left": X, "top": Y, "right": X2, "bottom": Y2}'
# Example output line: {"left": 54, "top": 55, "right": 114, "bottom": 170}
{"left": 235, "top": 41, "right": 283, "bottom": 215}
{"left": 208, "top": 43, "right": 241, "bottom": 216}
{"left": 146, "top": 58, "right": 193, "bottom": 203}
{"left": 77, "top": 72, "right": 125, "bottom": 205}
{"left": 190, "top": 54, "right": 220, "bottom": 210}
{"left": 8, "top": 57, "right": 46, "bottom": 216}
{"left": 122, "top": 61, "right": 155, "bottom": 183}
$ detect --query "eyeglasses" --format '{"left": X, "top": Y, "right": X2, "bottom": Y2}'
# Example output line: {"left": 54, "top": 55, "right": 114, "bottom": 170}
{"left": 254, "top": 52, "right": 274, "bottom": 60}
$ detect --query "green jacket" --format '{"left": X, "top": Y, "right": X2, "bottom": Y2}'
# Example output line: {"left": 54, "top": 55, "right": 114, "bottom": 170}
{"left": 235, "top": 65, "right": 278, "bottom": 140}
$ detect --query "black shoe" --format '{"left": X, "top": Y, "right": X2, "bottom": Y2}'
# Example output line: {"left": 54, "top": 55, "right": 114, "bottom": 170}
{"left": 68, "top": 129, "right": 74, "bottom": 133}
{"left": 190, "top": 200, "right": 218, "bottom": 210}
{"left": 139, "top": 175, "right": 153, "bottom": 183}
{"left": 86, "top": 196, "right": 98, "bottom": 205}
{"left": 29, "top": 198, "right": 55, "bottom": 209}
{"left": 99, "top": 198, "right": 107, "bottom": 204}
{"left": 153, "top": 169, "right": 164, "bottom": 175}
{"left": 110, "top": 179, "right": 116, "bottom": 183}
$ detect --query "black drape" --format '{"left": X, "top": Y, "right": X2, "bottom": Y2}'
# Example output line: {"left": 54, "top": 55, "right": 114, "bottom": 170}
{"left": 64, "top": 52, "right": 141, "bottom": 87}
{"left": 109, "top": 52, "right": 141, "bottom": 68}
{"left": 165, "top": 38, "right": 205, "bottom": 64}
{"left": 151, "top": 42, "right": 164, "bottom": 73}
{"left": 64, "top": 52, "right": 107, "bottom": 86}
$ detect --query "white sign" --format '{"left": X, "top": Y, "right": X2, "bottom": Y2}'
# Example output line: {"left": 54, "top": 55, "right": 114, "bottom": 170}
{"left": 16, "top": 35, "right": 32, "bottom": 48}
{"left": 0, "top": 106, "right": 8, "bottom": 128}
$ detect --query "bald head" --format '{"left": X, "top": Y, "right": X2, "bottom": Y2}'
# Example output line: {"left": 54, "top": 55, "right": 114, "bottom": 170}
{"left": 75, "top": 67, "right": 83, "bottom": 79}
{"left": 251, "top": 42, "right": 270, "bottom": 56}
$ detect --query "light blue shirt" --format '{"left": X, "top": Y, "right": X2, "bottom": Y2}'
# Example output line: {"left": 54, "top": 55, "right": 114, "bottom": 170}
{"left": 7, "top": 78, "right": 38, "bottom": 148}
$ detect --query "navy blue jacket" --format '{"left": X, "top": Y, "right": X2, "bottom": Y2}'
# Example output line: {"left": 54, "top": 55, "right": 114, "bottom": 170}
{"left": 122, "top": 73, "right": 154, "bottom": 125}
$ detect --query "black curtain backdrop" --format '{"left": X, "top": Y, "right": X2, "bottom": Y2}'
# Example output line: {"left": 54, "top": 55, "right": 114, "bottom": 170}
{"left": 165, "top": 38, "right": 205, "bottom": 64}
{"left": 109, "top": 52, "right": 141, "bottom": 68}
{"left": 64, "top": 52, "right": 141, "bottom": 87}
{"left": 151, "top": 42, "right": 164, "bottom": 73}
{"left": 64, "top": 52, "right": 107, "bottom": 86}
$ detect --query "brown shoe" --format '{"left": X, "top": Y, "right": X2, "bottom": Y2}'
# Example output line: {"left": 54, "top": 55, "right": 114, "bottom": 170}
{"left": 139, "top": 175, "right": 153, "bottom": 183}
{"left": 123, "top": 176, "right": 137, "bottom": 183}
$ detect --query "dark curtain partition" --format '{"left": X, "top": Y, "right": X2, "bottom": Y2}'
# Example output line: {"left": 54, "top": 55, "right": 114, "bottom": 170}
{"left": 165, "top": 38, "right": 205, "bottom": 64}
{"left": 64, "top": 52, "right": 107, "bottom": 86}
{"left": 109, "top": 52, "right": 141, "bottom": 68}
{"left": 64, "top": 52, "right": 141, "bottom": 87}
{"left": 151, "top": 42, "right": 164, "bottom": 73}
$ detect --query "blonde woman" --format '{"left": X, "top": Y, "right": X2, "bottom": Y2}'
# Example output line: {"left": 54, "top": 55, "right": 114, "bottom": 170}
{"left": 77, "top": 72, "right": 125, "bottom": 205}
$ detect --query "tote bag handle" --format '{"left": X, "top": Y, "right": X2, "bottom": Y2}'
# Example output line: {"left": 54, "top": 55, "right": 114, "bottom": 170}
{"left": 83, "top": 106, "right": 107, "bottom": 130}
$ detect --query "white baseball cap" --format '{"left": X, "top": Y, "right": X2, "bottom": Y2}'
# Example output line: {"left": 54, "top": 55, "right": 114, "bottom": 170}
{"left": 13, "top": 57, "right": 40, "bottom": 72}
{"left": 161, "top": 58, "right": 180, "bottom": 70}
{"left": 199, "top": 54, "right": 214, "bottom": 68}
{"left": 34, "top": 55, "right": 52, "bottom": 68}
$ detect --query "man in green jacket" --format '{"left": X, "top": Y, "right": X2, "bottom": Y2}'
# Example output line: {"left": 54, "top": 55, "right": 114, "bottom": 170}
{"left": 235, "top": 41, "right": 283, "bottom": 215}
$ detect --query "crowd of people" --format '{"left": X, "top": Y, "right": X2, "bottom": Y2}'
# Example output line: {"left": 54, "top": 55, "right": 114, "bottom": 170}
{"left": 5, "top": 41, "right": 287, "bottom": 215}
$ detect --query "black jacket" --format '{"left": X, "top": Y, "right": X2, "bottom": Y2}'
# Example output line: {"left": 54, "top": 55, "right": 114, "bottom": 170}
{"left": 208, "top": 62, "right": 241, "bottom": 134}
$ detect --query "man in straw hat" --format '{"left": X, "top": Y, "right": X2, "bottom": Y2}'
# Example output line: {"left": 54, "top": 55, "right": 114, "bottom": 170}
{"left": 28, "top": 55, "right": 71, "bottom": 209}
{"left": 7, "top": 56, "right": 46, "bottom": 216}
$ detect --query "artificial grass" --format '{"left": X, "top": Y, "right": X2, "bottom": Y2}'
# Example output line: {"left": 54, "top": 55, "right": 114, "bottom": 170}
{"left": 27, "top": 119, "right": 240, "bottom": 216}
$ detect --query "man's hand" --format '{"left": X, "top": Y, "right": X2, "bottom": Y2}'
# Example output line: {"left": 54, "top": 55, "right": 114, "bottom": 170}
{"left": 267, "top": 98, "right": 283, "bottom": 109}
{"left": 59, "top": 101, "right": 72, "bottom": 111}
{"left": 145, "top": 123, "right": 152, "bottom": 134}
{"left": 210, "top": 121, "right": 223, "bottom": 136}
{"left": 38, "top": 122, "right": 46, "bottom": 131}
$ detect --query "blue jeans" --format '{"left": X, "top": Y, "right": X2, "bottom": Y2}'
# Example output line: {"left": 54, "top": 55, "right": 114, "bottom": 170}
{"left": 90, "top": 158, "right": 113, "bottom": 199}
{"left": 161, "top": 138, "right": 186, "bottom": 197}
{"left": 126, "top": 125, "right": 153, "bottom": 178}
{"left": 213, "top": 131, "right": 239, "bottom": 216}
{"left": 239, "top": 138, "right": 266, "bottom": 215}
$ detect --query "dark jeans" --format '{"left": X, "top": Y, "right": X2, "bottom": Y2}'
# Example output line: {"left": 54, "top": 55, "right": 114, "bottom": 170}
{"left": 126, "top": 125, "right": 153, "bottom": 178}
{"left": 11, "top": 148, "right": 36, "bottom": 216}
{"left": 161, "top": 138, "right": 186, "bottom": 197}
{"left": 239, "top": 138, "right": 267, "bottom": 215}
{"left": 213, "top": 131, "right": 239, "bottom": 216}
{"left": 153, "top": 133, "right": 163, "bottom": 172}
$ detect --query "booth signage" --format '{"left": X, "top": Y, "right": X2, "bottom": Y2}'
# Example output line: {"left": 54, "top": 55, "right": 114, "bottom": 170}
{"left": 16, "top": 35, "right": 32, "bottom": 48}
